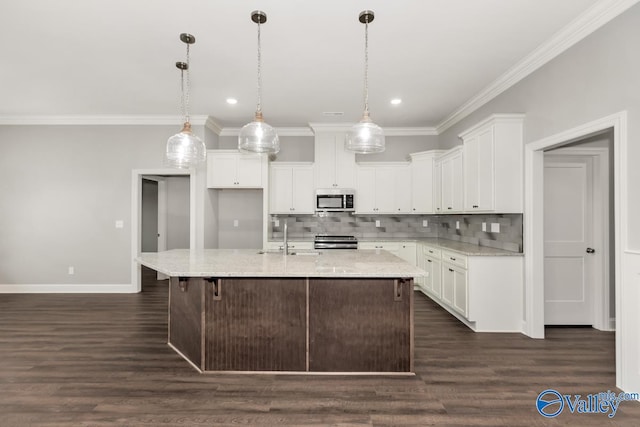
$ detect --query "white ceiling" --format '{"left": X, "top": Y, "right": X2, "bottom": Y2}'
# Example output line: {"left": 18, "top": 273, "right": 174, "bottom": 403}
{"left": 0, "top": 0, "right": 610, "bottom": 130}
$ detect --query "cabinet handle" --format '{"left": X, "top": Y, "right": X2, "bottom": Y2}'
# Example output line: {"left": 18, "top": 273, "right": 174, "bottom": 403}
{"left": 398, "top": 208, "right": 401, "bottom": 211}
{"left": 450, "top": 257, "right": 456, "bottom": 261}
{"left": 394, "top": 279, "right": 403, "bottom": 301}
{"left": 427, "top": 259, "right": 432, "bottom": 263}
{"left": 413, "top": 208, "right": 416, "bottom": 211}
{"left": 449, "top": 268, "right": 454, "bottom": 272}
{"left": 208, "top": 278, "right": 222, "bottom": 301}
{"left": 473, "top": 205, "right": 479, "bottom": 208}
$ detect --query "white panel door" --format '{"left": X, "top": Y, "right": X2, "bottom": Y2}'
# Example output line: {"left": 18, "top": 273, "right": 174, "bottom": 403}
{"left": 291, "top": 167, "right": 314, "bottom": 213}
{"left": 236, "top": 155, "right": 263, "bottom": 187}
{"left": 544, "top": 157, "right": 594, "bottom": 325}
{"left": 356, "top": 167, "right": 377, "bottom": 213}
{"left": 395, "top": 166, "right": 412, "bottom": 213}
{"left": 269, "top": 166, "right": 293, "bottom": 213}
{"left": 374, "top": 167, "right": 396, "bottom": 213}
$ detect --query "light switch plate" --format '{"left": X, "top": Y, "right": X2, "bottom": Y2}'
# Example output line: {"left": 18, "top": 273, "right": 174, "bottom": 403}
{"left": 274, "top": 219, "right": 279, "bottom": 227}
{"left": 68, "top": 266, "right": 74, "bottom": 275}
{"left": 456, "top": 221, "right": 460, "bottom": 229}
{"left": 491, "top": 223, "right": 500, "bottom": 233}
{"left": 115, "top": 220, "right": 124, "bottom": 229}
{"left": 233, "top": 219, "right": 239, "bottom": 227}
{"left": 422, "top": 220, "right": 428, "bottom": 227}
{"left": 482, "top": 222, "right": 487, "bottom": 232}
{"left": 375, "top": 220, "right": 381, "bottom": 228}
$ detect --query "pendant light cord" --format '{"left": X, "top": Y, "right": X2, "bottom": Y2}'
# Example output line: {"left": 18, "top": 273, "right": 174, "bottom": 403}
{"left": 363, "top": 16, "right": 369, "bottom": 116}
{"left": 184, "top": 43, "right": 191, "bottom": 123}
{"left": 256, "top": 19, "right": 262, "bottom": 114}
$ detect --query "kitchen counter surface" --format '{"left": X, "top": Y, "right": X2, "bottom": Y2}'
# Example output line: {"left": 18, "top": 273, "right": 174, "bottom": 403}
{"left": 137, "top": 249, "right": 425, "bottom": 278}
{"left": 360, "top": 237, "right": 523, "bottom": 256}
{"left": 267, "top": 238, "right": 523, "bottom": 256}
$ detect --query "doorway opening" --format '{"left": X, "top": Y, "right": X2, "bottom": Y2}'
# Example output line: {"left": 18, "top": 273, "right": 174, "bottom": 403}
{"left": 131, "top": 169, "right": 195, "bottom": 293}
{"left": 543, "top": 133, "right": 613, "bottom": 329}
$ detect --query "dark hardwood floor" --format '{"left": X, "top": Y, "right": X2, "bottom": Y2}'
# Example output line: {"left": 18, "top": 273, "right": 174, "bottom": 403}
{"left": 1, "top": 267, "right": 638, "bottom": 426}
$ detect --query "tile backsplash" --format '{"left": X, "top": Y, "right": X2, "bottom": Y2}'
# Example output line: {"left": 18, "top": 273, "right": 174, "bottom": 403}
{"left": 269, "top": 213, "right": 523, "bottom": 252}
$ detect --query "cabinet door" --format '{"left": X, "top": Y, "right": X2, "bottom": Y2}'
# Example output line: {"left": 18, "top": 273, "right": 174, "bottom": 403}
{"left": 270, "top": 166, "right": 294, "bottom": 213}
{"left": 395, "top": 166, "right": 412, "bottom": 213}
{"left": 441, "top": 264, "right": 455, "bottom": 307}
{"left": 356, "top": 167, "right": 377, "bottom": 213}
{"left": 476, "top": 127, "right": 495, "bottom": 210}
{"left": 425, "top": 256, "right": 442, "bottom": 299}
{"left": 464, "top": 135, "right": 479, "bottom": 211}
{"left": 397, "top": 242, "right": 416, "bottom": 265}
{"left": 415, "top": 250, "right": 425, "bottom": 287}
{"left": 441, "top": 158, "right": 454, "bottom": 212}
{"left": 434, "top": 160, "right": 443, "bottom": 213}
{"left": 291, "top": 166, "right": 314, "bottom": 213}
{"left": 375, "top": 167, "right": 396, "bottom": 213}
{"left": 236, "top": 155, "right": 263, "bottom": 187}
{"left": 334, "top": 138, "right": 356, "bottom": 188}
{"left": 207, "top": 153, "right": 238, "bottom": 187}
{"left": 451, "top": 152, "right": 464, "bottom": 212}
{"left": 314, "top": 135, "right": 337, "bottom": 188}
{"left": 452, "top": 267, "right": 468, "bottom": 317}
{"left": 412, "top": 158, "right": 434, "bottom": 213}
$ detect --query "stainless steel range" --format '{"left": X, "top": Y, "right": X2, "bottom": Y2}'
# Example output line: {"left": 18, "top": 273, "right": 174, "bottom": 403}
{"left": 314, "top": 235, "right": 358, "bottom": 250}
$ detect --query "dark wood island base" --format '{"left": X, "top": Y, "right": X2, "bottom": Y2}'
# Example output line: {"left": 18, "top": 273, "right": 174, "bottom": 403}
{"left": 168, "top": 277, "right": 414, "bottom": 374}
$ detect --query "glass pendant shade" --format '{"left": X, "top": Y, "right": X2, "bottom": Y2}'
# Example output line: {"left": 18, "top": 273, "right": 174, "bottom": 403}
{"left": 346, "top": 113, "right": 385, "bottom": 154}
{"left": 238, "top": 112, "right": 280, "bottom": 154}
{"left": 165, "top": 122, "right": 206, "bottom": 169}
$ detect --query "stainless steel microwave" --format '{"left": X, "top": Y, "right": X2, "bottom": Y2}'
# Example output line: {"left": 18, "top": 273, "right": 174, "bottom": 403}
{"left": 315, "top": 189, "right": 355, "bottom": 212}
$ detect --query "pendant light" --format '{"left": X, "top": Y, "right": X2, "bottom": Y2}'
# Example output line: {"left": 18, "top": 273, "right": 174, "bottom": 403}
{"left": 238, "top": 11, "right": 280, "bottom": 154}
{"left": 165, "top": 33, "right": 206, "bottom": 169}
{"left": 346, "top": 10, "right": 385, "bottom": 154}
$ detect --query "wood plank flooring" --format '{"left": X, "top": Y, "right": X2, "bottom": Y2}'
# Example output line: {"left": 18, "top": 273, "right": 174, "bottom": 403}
{"left": 1, "top": 267, "right": 638, "bottom": 426}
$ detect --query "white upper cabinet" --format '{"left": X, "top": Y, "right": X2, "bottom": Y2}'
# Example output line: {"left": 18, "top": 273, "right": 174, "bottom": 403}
{"left": 269, "top": 163, "right": 314, "bottom": 214}
{"left": 207, "top": 150, "right": 264, "bottom": 188}
{"left": 356, "top": 164, "right": 412, "bottom": 214}
{"left": 460, "top": 114, "right": 524, "bottom": 213}
{"left": 409, "top": 150, "right": 444, "bottom": 214}
{"left": 437, "top": 147, "right": 464, "bottom": 213}
{"left": 314, "top": 133, "right": 356, "bottom": 189}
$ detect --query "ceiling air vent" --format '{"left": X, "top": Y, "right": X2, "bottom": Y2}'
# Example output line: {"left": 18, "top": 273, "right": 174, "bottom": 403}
{"left": 322, "top": 112, "right": 344, "bottom": 116}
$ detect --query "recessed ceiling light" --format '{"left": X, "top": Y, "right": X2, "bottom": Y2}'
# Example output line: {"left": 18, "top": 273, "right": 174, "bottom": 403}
{"left": 226, "top": 98, "right": 238, "bottom": 105}
{"left": 390, "top": 98, "right": 402, "bottom": 105}
{"left": 323, "top": 111, "right": 344, "bottom": 116}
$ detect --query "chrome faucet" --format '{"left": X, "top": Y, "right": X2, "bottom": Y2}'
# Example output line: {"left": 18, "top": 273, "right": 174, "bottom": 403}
{"left": 283, "top": 220, "right": 289, "bottom": 255}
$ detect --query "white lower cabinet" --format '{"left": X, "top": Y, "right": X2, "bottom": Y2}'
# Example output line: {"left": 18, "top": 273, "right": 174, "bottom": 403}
{"left": 416, "top": 243, "right": 523, "bottom": 332}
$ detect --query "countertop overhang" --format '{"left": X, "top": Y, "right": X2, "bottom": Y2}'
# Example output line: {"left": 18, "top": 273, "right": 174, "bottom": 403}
{"left": 137, "top": 249, "right": 425, "bottom": 278}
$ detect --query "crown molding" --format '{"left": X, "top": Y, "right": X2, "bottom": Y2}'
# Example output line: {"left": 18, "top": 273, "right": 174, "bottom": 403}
{"left": 205, "top": 117, "right": 223, "bottom": 135}
{"left": 0, "top": 115, "right": 209, "bottom": 126}
{"left": 436, "top": 0, "right": 640, "bottom": 134}
{"left": 458, "top": 113, "right": 525, "bottom": 139}
{"left": 385, "top": 127, "right": 438, "bottom": 136}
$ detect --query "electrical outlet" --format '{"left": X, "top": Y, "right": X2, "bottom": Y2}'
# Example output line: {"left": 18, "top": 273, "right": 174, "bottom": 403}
{"left": 482, "top": 222, "right": 487, "bottom": 232}
{"left": 68, "top": 266, "right": 74, "bottom": 275}
{"left": 491, "top": 223, "right": 500, "bottom": 233}
{"left": 422, "top": 220, "right": 428, "bottom": 227}
{"left": 456, "top": 221, "right": 460, "bottom": 229}
{"left": 375, "top": 220, "right": 381, "bottom": 228}
{"left": 115, "top": 220, "right": 124, "bottom": 229}
{"left": 274, "top": 219, "right": 279, "bottom": 227}
{"left": 233, "top": 219, "right": 239, "bottom": 227}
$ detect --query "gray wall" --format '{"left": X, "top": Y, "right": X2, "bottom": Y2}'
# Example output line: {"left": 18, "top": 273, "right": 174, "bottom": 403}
{"left": 141, "top": 179, "right": 158, "bottom": 252}
{"left": 356, "top": 135, "right": 440, "bottom": 162}
{"left": 0, "top": 124, "right": 209, "bottom": 285}
{"left": 166, "top": 176, "right": 190, "bottom": 250}
{"left": 217, "top": 189, "right": 263, "bottom": 249}
{"left": 437, "top": 3, "right": 640, "bottom": 249}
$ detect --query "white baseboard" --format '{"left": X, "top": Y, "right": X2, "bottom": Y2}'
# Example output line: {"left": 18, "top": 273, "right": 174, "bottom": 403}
{"left": 0, "top": 283, "right": 138, "bottom": 293}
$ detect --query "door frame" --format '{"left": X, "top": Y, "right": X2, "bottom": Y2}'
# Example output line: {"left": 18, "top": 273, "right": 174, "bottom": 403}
{"left": 131, "top": 169, "right": 196, "bottom": 292}
{"left": 141, "top": 176, "right": 169, "bottom": 280}
{"left": 524, "top": 111, "right": 628, "bottom": 389}
{"left": 544, "top": 147, "right": 610, "bottom": 329}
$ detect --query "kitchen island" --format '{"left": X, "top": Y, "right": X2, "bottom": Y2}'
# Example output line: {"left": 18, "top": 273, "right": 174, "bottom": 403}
{"left": 137, "top": 249, "right": 423, "bottom": 375}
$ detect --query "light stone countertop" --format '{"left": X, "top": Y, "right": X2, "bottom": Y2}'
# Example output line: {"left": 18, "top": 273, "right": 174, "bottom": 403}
{"left": 137, "top": 249, "right": 425, "bottom": 278}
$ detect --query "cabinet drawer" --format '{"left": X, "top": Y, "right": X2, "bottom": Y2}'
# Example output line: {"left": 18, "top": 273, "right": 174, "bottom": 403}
{"left": 441, "top": 250, "right": 467, "bottom": 269}
{"left": 421, "top": 244, "right": 441, "bottom": 259}
{"left": 359, "top": 242, "right": 401, "bottom": 251}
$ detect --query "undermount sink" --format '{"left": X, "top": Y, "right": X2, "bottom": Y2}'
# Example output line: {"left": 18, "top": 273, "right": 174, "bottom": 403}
{"left": 257, "top": 250, "right": 321, "bottom": 256}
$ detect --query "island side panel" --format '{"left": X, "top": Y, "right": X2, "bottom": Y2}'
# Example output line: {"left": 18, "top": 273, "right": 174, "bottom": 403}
{"left": 204, "top": 278, "right": 307, "bottom": 372}
{"left": 308, "top": 278, "right": 413, "bottom": 373}
{"left": 168, "top": 277, "right": 204, "bottom": 370}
